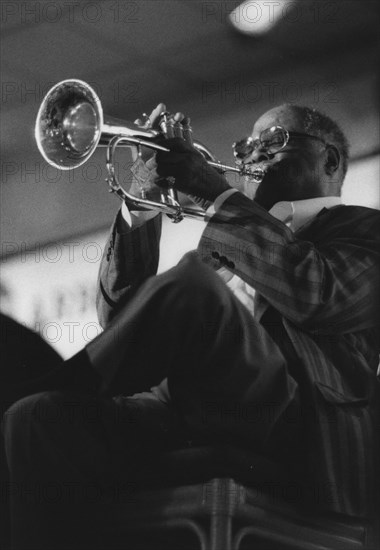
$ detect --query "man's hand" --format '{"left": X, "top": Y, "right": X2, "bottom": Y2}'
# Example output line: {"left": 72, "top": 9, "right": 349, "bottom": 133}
{"left": 155, "top": 137, "right": 231, "bottom": 202}
{"left": 135, "top": 104, "right": 232, "bottom": 203}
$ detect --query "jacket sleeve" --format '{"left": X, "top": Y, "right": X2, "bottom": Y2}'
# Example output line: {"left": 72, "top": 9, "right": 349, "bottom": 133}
{"left": 96, "top": 210, "right": 162, "bottom": 328}
{"left": 198, "top": 192, "right": 380, "bottom": 334}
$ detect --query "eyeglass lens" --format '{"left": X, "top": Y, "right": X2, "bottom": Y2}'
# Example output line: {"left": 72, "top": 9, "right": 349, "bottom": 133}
{"left": 233, "top": 126, "right": 289, "bottom": 160}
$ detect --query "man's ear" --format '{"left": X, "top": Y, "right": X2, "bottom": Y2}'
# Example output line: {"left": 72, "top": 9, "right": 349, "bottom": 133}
{"left": 325, "top": 145, "right": 340, "bottom": 175}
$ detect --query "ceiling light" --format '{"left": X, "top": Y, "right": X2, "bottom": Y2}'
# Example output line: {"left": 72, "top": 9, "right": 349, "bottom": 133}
{"left": 229, "top": 0, "right": 297, "bottom": 35}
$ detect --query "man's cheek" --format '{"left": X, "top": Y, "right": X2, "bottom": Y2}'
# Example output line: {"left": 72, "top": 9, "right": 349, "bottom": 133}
{"left": 271, "top": 159, "right": 310, "bottom": 188}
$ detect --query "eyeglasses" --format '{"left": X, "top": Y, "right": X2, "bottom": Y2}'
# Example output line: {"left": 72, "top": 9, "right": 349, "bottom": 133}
{"left": 232, "top": 125, "right": 328, "bottom": 162}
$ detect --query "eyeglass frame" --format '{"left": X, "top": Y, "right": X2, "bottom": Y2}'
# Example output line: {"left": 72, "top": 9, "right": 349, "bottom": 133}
{"left": 232, "top": 125, "right": 329, "bottom": 162}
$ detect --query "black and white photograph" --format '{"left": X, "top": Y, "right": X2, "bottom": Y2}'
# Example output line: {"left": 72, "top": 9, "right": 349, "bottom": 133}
{"left": 1, "top": 1, "right": 379, "bottom": 548}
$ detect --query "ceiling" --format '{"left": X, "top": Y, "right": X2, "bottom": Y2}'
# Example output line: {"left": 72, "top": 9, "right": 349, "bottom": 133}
{"left": 1, "top": 0, "right": 379, "bottom": 249}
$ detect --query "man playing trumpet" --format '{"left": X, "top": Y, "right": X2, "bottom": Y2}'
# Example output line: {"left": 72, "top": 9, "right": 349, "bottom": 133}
{"left": 3, "top": 103, "right": 380, "bottom": 549}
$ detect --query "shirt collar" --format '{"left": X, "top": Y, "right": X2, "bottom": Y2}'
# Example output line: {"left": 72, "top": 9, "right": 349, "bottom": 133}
{"left": 269, "top": 196, "right": 342, "bottom": 231}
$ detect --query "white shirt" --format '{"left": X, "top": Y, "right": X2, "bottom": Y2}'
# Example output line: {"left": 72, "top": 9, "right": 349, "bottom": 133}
{"left": 121, "top": 192, "right": 342, "bottom": 405}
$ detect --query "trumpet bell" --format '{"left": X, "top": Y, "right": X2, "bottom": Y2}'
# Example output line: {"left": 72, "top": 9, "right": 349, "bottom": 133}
{"left": 35, "top": 79, "right": 103, "bottom": 170}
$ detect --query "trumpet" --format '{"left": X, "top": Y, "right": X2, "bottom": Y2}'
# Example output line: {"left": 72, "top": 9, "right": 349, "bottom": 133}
{"left": 35, "top": 79, "right": 265, "bottom": 222}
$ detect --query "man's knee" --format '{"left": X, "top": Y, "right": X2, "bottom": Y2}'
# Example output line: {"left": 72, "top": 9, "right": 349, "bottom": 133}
{"left": 2, "top": 391, "right": 85, "bottom": 440}
{"left": 163, "top": 251, "right": 233, "bottom": 307}
{"left": 3, "top": 392, "right": 48, "bottom": 434}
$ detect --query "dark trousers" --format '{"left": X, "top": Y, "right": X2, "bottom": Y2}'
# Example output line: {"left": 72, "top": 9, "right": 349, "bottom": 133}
{"left": 2, "top": 252, "right": 301, "bottom": 549}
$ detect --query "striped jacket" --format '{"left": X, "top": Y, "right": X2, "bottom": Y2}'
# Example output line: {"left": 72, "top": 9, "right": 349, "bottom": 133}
{"left": 97, "top": 192, "right": 380, "bottom": 518}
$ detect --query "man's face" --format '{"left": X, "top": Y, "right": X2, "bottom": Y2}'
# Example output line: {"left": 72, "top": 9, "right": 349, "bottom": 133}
{"left": 243, "top": 105, "right": 327, "bottom": 210}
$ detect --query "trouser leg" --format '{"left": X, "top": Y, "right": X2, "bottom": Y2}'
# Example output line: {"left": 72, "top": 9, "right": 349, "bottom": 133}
{"left": 2, "top": 390, "right": 184, "bottom": 550}
{"left": 88, "top": 251, "right": 300, "bottom": 454}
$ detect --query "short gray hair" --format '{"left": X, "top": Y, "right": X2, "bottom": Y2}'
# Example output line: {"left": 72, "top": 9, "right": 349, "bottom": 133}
{"left": 290, "top": 105, "right": 350, "bottom": 179}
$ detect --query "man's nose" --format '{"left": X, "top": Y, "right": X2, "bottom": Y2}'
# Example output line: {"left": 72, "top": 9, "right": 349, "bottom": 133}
{"left": 244, "top": 142, "right": 270, "bottom": 164}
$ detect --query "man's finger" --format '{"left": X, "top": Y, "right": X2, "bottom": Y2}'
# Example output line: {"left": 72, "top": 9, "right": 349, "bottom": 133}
{"left": 173, "top": 112, "right": 185, "bottom": 122}
{"left": 182, "top": 117, "right": 193, "bottom": 145}
{"left": 172, "top": 112, "right": 183, "bottom": 139}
